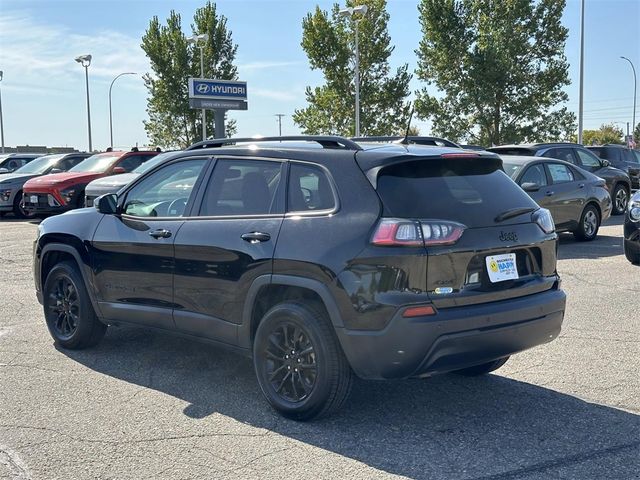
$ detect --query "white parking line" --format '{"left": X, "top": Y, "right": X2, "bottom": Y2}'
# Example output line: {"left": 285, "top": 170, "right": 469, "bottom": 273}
{"left": 0, "top": 444, "right": 31, "bottom": 480}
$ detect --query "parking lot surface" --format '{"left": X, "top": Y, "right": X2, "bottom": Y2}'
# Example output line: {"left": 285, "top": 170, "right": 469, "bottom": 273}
{"left": 0, "top": 217, "right": 638, "bottom": 479}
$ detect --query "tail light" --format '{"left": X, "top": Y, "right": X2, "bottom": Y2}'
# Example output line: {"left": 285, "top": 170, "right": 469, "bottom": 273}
{"left": 371, "top": 218, "right": 466, "bottom": 247}
{"left": 532, "top": 208, "right": 555, "bottom": 234}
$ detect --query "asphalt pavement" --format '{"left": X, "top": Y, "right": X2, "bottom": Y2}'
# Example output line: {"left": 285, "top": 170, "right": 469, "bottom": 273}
{"left": 0, "top": 216, "right": 638, "bottom": 479}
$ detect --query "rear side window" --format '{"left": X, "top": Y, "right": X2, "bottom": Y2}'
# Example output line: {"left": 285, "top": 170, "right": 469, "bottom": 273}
{"left": 547, "top": 164, "right": 574, "bottom": 183}
{"left": 375, "top": 158, "right": 537, "bottom": 226}
{"left": 287, "top": 163, "right": 336, "bottom": 212}
{"left": 544, "top": 148, "right": 576, "bottom": 164}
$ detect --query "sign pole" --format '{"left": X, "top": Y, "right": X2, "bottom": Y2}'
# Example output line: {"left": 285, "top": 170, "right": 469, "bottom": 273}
{"left": 200, "top": 47, "right": 206, "bottom": 141}
{"left": 214, "top": 110, "right": 225, "bottom": 138}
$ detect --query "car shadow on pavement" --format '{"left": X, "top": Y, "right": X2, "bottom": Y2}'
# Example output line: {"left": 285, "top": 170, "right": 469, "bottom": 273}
{"left": 60, "top": 326, "right": 640, "bottom": 479}
{"left": 557, "top": 233, "right": 624, "bottom": 260}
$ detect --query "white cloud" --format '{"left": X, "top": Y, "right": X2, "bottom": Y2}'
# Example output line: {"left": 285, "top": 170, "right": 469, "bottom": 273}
{"left": 0, "top": 12, "right": 149, "bottom": 84}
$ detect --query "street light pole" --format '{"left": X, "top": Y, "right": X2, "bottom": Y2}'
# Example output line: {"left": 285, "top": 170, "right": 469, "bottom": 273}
{"left": 0, "top": 71, "right": 5, "bottom": 153}
{"left": 275, "top": 114, "right": 285, "bottom": 136}
{"left": 620, "top": 56, "right": 637, "bottom": 141}
{"left": 109, "top": 72, "right": 136, "bottom": 149}
{"left": 339, "top": 5, "right": 368, "bottom": 137}
{"left": 578, "top": 0, "right": 585, "bottom": 144}
{"left": 75, "top": 55, "right": 93, "bottom": 151}
{"left": 187, "top": 34, "right": 209, "bottom": 141}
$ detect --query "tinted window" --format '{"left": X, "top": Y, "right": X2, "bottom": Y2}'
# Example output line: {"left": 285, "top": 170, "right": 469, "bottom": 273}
{"left": 12, "top": 155, "right": 62, "bottom": 174}
{"left": 621, "top": 149, "right": 636, "bottom": 163}
{"left": 123, "top": 159, "right": 206, "bottom": 217}
{"left": 632, "top": 150, "right": 640, "bottom": 163}
{"left": 118, "top": 155, "right": 151, "bottom": 172}
{"left": 544, "top": 148, "right": 576, "bottom": 164}
{"left": 547, "top": 163, "right": 575, "bottom": 183}
{"left": 575, "top": 149, "right": 602, "bottom": 169}
{"left": 288, "top": 163, "right": 335, "bottom": 212}
{"left": 520, "top": 164, "right": 548, "bottom": 187}
{"left": 57, "top": 156, "right": 85, "bottom": 171}
{"left": 199, "top": 159, "right": 282, "bottom": 216}
{"left": 376, "top": 158, "right": 537, "bottom": 226}
{"left": 132, "top": 152, "right": 179, "bottom": 173}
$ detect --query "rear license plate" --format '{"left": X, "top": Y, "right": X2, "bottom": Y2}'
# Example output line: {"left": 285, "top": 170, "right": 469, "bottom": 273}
{"left": 30, "top": 195, "right": 37, "bottom": 204}
{"left": 486, "top": 253, "right": 519, "bottom": 283}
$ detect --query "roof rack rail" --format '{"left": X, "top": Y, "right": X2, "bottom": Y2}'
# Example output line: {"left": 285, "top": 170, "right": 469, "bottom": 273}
{"left": 351, "top": 135, "right": 460, "bottom": 148}
{"left": 186, "top": 135, "right": 362, "bottom": 151}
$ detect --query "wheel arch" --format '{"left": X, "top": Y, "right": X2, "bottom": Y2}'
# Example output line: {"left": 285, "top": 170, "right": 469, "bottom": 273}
{"left": 39, "top": 240, "right": 101, "bottom": 315}
{"left": 239, "top": 274, "right": 344, "bottom": 350}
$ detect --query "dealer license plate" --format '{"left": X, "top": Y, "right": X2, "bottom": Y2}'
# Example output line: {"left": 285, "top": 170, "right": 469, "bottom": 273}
{"left": 485, "top": 253, "right": 519, "bottom": 283}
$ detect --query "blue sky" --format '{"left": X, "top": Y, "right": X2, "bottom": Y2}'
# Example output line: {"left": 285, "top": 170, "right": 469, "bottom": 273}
{"left": 0, "top": 0, "right": 638, "bottom": 151}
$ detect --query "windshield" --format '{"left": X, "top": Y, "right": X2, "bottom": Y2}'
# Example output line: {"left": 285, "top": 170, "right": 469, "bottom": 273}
{"left": 502, "top": 162, "right": 523, "bottom": 178}
{"left": 132, "top": 152, "right": 178, "bottom": 174}
{"left": 13, "top": 154, "right": 65, "bottom": 174}
{"left": 70, "top": 154, "right": 122, "bottom": 173}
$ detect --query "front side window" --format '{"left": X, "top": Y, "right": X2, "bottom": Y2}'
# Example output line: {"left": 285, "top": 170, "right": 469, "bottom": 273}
{"left": 118, "top": 155, "right": 151, "bottom": 172}
{"left": 575, "top": 149, "right": 602, "bottom": 169}
{"left": 199, "top": 159, "right": 283, "bottom": 216}
{"left": 288, "top": 163, "right": 336, "bottom": 212}
{"left": 519, "top": 164, "right": 548, "bottom": 187}
{"left": 123, "top": 159, "right": 206, "bottom": 217}
{"left": 547, "top": 163, "right": 575, "bottom": 184}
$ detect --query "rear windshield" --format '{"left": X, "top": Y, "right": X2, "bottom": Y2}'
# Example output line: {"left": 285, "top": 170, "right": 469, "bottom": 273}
{"left": 376, "top": 158, "right": 537, "bottom": 226}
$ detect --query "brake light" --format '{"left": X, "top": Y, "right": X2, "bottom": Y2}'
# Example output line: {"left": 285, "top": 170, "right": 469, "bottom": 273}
{"left": 371, "top": 218, "right": 466, "bottom": 246}
{"left": 402, "top": 305, "right": 436, "bottom": 317}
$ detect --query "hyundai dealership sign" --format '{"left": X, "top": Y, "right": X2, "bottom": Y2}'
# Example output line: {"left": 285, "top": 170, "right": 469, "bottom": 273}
{"left": 188, "top": 78, "right": 247, "bottom": 101}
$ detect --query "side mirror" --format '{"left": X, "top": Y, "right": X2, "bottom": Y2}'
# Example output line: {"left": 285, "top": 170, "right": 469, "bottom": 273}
{"left": 95, "top": 194, "right": 118, "bottom": 215}
{"left": 521, "top": 182, "right": 541, "bottom": 192}
{"left": 50, "top": 168, "right": 63, "bottom": 174}
{"left": 112, "top": 166, "right": 126, "bottom": 174}
{"left": 601, "top": 159, "right": 610, "bottom": 167}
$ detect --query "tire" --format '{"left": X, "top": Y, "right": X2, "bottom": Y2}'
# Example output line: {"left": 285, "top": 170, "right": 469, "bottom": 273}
{"left": 573, "top": 204, "right": 600, "bottom": 241}
{"left": 612, "top": 184, "right": 629, "bottom": 215}
{"left": 455, "top": 356, "right": 509, "bottom": 376}
{"left": 253, "top": 301, "right": 353, "bottom": 421}
{"left": 12, "top": 191, "right": 35, "bottom": 219}
{"left": 625, "top": 242, "right": 640, "bottom": 265}
{"left": 43, "top": 261, "right": 107, "bottom": 349}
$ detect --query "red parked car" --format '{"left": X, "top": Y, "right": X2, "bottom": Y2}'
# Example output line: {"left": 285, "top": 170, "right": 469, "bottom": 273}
{"left": 22, "top": 149, "right": 158, "bottom": 215}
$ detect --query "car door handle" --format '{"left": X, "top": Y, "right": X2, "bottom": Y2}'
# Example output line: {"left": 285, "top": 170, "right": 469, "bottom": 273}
{"left": 545, "top": 191, "right": 555, "bottom": 196}
{"left": 578, "top": 184, "right": 585, "bottom": 189}
{"left": 149, "top": 229, "right": 172, "bottom": 239}
{"left": 241, "top": 232, "right": 271, "bottom": 243}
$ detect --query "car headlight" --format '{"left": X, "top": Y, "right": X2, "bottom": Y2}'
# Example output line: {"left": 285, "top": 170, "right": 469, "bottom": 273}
{"left": 532, "top": 208, "right": 555, "bottom": 234}
{"left": 1, "top": 188, "right": 14, "bottom": 201}
{"left": 60, "top": 187, "right": 77, "bottom": 205}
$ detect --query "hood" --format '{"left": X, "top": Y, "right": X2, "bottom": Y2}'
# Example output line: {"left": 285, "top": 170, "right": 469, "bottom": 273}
{"left": 24, "top": 171, "right": 104, "bottom": 189}
{"left": 87, "top": 173, "right": 138, "bottom": 189}
{"left": 0, "top": 172, "right": 40, "bottom": 185}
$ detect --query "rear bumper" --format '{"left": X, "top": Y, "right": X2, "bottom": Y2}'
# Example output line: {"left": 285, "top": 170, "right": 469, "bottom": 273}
{"left": 336, "top": 288, "right": 566, "bottom": 379}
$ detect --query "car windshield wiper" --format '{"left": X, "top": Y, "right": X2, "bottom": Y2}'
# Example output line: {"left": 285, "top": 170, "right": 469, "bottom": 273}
{"left": 494, "top": 207, "right": 536, "bottom": 223}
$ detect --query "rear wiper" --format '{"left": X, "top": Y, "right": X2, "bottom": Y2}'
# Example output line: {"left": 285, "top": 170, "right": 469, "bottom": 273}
{"left": 494, "top": 207, "right": 536, "bottom": 223}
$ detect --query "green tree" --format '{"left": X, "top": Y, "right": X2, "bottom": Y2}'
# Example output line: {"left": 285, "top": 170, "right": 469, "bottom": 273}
{"left": 415, "top": 0, "right": 576, "bottom": 146}
{"left": 634, "top": 122, "right": 640, "bottom": 143}
{"left": 579, "top": 123, "right": 624, "bottom": 145}
{"left": 141, "top": 2, "right": 238, "bottom": 149}
{"left": 293, "top": 0, "right": 412, "bottom": 136}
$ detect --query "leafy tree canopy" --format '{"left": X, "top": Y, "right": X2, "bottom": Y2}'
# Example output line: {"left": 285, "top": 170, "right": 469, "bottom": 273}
{"left": 415, "top": 0, "right": 576, "bottom": 146}
{"left": 293, "top": 0, "right": 412, "bottom": 136}
{"left": 141, "top": 1, "right": 238, "bottom": 149}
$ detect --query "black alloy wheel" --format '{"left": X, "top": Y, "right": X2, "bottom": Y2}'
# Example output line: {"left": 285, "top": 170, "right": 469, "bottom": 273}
{"left": 263, "top": 322, "right": 317, "bottom": 402}
{"left": 47, "top": 275, "right": 81, "bottom": 340}
{"left": 43, "top": 261, "right": 106, "bottom": 349}
{"left": 253, "top": 302, "right": 353, "bottom": 421}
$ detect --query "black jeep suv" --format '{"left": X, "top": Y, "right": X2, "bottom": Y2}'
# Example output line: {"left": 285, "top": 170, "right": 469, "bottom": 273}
{"left": 34, "top": 136, "right": 566, "bottom": 420}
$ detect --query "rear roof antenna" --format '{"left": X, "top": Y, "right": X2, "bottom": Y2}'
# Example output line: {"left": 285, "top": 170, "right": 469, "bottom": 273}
{"left": 400, "top": 104, "right": 415, "bottom": 145}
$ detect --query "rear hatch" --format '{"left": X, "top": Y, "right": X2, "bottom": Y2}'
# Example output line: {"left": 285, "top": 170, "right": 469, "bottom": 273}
{"left": 366, "top": 153, "right": 559, "bottom": 309}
